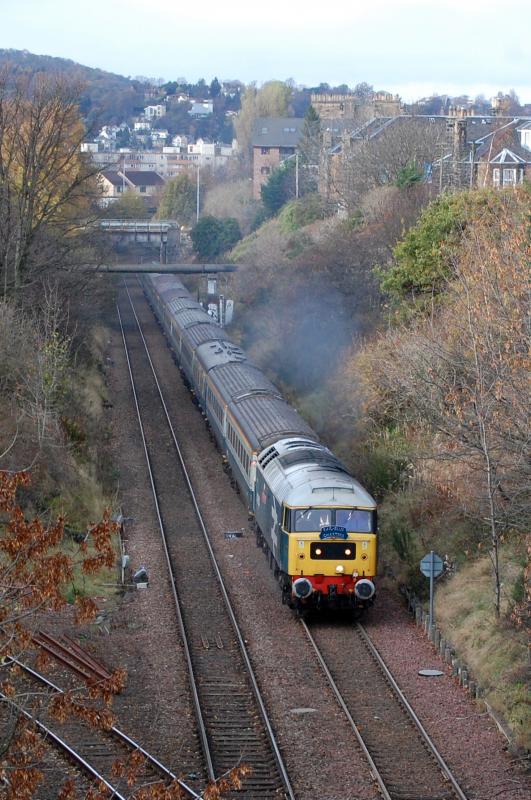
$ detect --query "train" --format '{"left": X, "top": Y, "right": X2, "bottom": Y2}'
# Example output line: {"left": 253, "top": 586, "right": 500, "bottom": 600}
{"left": 142, "top": 273, "right": 377, "bottom": 613}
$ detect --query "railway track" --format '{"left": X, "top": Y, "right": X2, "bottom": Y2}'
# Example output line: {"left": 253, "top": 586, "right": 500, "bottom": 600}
{"left": 1, "top": 658, "right": 198, "bottom": 799}
{"left": 116, "top": 281, "right": 293, "bottom": 799}
{"left": 301, "top": 618, "right": 469, "bottom": 800}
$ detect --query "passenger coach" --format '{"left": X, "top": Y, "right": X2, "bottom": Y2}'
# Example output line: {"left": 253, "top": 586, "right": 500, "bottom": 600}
{"left": 143, "top": 274, "right": 377, "bottom": 612}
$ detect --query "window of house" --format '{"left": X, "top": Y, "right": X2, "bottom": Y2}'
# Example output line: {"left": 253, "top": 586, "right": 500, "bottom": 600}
{"left": 502, "top": 168, "right": 517, "bottom": 186}
{"left": 261, "top": 166, "right": 271, "bottom": 175}
{"left": 261, "top": 127, "right": 268, "bottom": 134}
{"left": 139, "top": 186, "right": 147, "bottom": 193}
{"left": 493, "top": 168, "right": 500, "bottom": 187}
{"left": 261, "top": 147, "right": 270, "bottom": 155}
{"left": 117, "top": 185, "right": 123, "bottom": 193}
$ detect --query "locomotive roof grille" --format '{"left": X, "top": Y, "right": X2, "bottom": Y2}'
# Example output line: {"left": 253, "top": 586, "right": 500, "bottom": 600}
{"left": 285, "top": 439, "right": 322, "bottom": 449}
{"left": 208, "top": 341, "right": 245, "bottom": 357}
{"left": 279, "top": 449, "right": 346, "bottom": 470}
{"left": 258, "top": 446, "right": 279, "bottom": 467}
{"left": 235, "top": 389, "right": 283, "bottom": 402}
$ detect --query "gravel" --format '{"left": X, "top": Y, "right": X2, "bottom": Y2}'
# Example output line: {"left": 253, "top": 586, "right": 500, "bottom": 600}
{"left": 32, "top": 280, "right": 529, "bottom": 800}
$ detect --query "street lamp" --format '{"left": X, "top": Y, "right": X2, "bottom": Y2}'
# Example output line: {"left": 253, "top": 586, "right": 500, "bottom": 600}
{"left": 196, "top": 161, "right": 200, "bottom": 223}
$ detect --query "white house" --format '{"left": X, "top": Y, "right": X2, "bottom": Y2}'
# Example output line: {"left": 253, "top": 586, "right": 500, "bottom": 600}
{"left": 189, "top": 101, "right": 213, "bottom": 117}
{"left": 144, "top": 104, "right": 166, "bottom": 119}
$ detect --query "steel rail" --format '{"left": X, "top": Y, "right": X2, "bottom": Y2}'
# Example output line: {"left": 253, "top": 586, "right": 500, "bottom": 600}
{"left": 4, "top": 658, "right": 201, "bottom": 799}
{"left": 116, "top": 302, "right": 215, "bottom": 784}
{"left": 0, "top": 689, "right": 127, "bottom": 800}
{"left": 122, "top": 281, "right": 295, "bottom": 800}
{"left": 356, "top": 623, "right": 468, "bottom": 800}
{"left": 300, "top": 620, "right": 392, "bottom": 800}
{"left": 300, "top": 619, "right": 469, "bottom": 800}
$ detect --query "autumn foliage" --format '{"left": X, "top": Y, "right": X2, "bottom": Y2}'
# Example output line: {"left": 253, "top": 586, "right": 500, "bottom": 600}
{"left": 354, "top": 187, "right": 530, "bottom": 616}
{"left": 0, "top": 471, "right": 249, "bottom": 798}
{"left": 0, "top": 471, "right": 122, "bottom": 798}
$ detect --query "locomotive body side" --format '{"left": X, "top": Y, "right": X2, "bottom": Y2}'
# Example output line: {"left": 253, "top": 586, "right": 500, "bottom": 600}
{"left": 142, "top": 273, "right": 377, "bottom": 611}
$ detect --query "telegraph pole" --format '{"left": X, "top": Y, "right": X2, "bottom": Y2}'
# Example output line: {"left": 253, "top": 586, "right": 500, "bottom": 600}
{"left": 196, "top": 163, "right": 200, "bottom": 223}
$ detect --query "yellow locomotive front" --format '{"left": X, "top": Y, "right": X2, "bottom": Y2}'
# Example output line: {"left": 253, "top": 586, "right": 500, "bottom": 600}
{"left": 284, "top": 506, "right": 377, "bottom": 610}
{"left": 255, "top": 437, "right": 378, "bottom": 612}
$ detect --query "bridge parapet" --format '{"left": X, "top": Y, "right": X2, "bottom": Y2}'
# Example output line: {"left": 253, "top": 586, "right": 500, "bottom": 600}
{"left": 100, "top": 219, "right": 179, "bottom": 233}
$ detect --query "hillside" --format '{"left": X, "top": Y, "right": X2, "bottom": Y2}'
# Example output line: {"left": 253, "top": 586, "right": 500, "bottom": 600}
{"left": 0, "top": 48, "right": 146, "bottom": 127}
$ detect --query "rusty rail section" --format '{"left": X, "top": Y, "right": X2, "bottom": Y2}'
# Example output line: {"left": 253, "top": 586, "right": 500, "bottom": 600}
{"left": 33, "top": 631, "right": 113, "bottom": 684}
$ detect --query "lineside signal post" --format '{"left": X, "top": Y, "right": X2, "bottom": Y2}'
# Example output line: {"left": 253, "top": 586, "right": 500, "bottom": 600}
{"left": 420, "top": 551, "right": 444, "bottom": 631}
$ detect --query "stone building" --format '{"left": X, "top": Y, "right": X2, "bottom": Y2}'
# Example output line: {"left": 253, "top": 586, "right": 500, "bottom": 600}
{"left": 311, "top": 91, "right": 402, "bottom": 122}
{"left": 319, "top": 109, "right": 531, "bottom": 210}
{"left": 252, "top": 117, "right": 304, "bottom": 199}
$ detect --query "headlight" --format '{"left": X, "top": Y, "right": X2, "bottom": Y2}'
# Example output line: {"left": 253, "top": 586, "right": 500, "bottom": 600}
{"left": 354, "top": 578, "right": 375, "bottom": 600}
{"left": 335, "top": 565, "right": 344, "bottom": 573}
{"left": 292, "top": 577, "right": 313, "bottom": 599}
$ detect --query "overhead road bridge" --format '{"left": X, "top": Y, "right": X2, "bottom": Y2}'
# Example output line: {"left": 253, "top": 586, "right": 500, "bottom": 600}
{"left": 98, "top": 263, "right": 236, "bottom": 274}
{"left": 99, "top": 219, "right": 181, "bottom": 262}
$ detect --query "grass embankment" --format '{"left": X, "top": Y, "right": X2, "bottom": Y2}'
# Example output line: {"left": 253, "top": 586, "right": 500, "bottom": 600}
{"left": 56, "top": 314, "right": 122, "bottom": 603}
{"left": 435, "top": 551, "right": 530, "bottom": 750}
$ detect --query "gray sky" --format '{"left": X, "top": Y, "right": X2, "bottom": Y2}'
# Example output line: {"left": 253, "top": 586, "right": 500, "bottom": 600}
{"left": 2, "top": 0, "right": 530, "bottom": 102}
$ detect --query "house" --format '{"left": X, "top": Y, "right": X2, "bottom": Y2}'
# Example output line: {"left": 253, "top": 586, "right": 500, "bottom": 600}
{"left": 151, "top": 129, "right": 170, "bottom": 144}
{"left": 166, "top": 93, "right": 191, "bottom": 106}
{"left": 96, "top": 125, "right": 120, "bottom": 151}
{"left": 311, "top": 91, "right": 402, "bottom": 121}
{"left": 171, "top": 134, "right": 189, "bottom": 148}
{"left": 473, "top": 119, "right": 531, "bottom": 188}
{"left": 134, "top": 120, "right": 152, "bottom": 132}
{"left": 144, "top": 104, "right": 166, "bottom": 119}
{"left": 319, "top": 110, "right": 531, "bottom": 208}
{"left": 252, "top": 117, "right": 304, "bottom": 199}
{"left": 189, "top": 100, "right": 213, "bottom": 117}
{"left": 221, "top": 80, "right": 244, "bottom": 98}
{"left": 99, "top": 170, "right": 165, "bottom": 205}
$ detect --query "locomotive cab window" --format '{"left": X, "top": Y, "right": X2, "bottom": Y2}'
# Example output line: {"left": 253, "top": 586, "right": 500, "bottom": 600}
{"left": 335, "top": 509, "right": 373, "bottom": 532}
{"left": 290, "top": 508, "right": 375, "bottom": 533}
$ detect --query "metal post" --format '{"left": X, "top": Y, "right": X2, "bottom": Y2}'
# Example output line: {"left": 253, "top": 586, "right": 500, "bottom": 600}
{"left": 196, "top": 163, "right": 200, "bottom": 223}
{"left": 429, "top": 550, "right": 435, "bottom": 630}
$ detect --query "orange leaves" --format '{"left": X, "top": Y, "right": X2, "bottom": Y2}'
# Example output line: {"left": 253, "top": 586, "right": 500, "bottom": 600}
{"left": 74, "top": 596, "right": 99, "bottom": 625}
{"left": 0, "top": 471, "right": 131, "bottom": 797}
{"left": 203, "top": 765, "right": 252, "bottom": 799}
{"left": 81, "top": 512, "right": 118, "bottom": 575}
{"left": 0, "top": 472, "right": 29, "bottom": 510}
{"left": 48, "top": 691, "right": 116, "bottom": 731}
{"left": 111, "top": 749, "right": 145, "bottom": 787}
{"left": 57, "top": 779, "right": 77, "bottom": 800}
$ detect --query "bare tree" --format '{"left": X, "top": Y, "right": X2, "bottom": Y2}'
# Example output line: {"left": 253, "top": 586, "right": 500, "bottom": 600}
{"left": 326, "top": 117, "right": 447, "bottom": 210}
{"left": 0, "top": 68, "right": 101, "bottom": 297}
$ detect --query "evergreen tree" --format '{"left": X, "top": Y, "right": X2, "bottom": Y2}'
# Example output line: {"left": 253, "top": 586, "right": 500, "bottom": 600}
{"left": 261, "top": 160, "right": 296, "bottom": 215}
{"left": 210, "top": 77, "right": 221, "bottom": 98}
{"left": 191, "top": 216, "right": 241, "bottom": 259}
{"left": 298, "top": 105, "right": 321, "bottom": 194}
{"left": 156, "top": 174, "right": 196, "bottom": 223}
